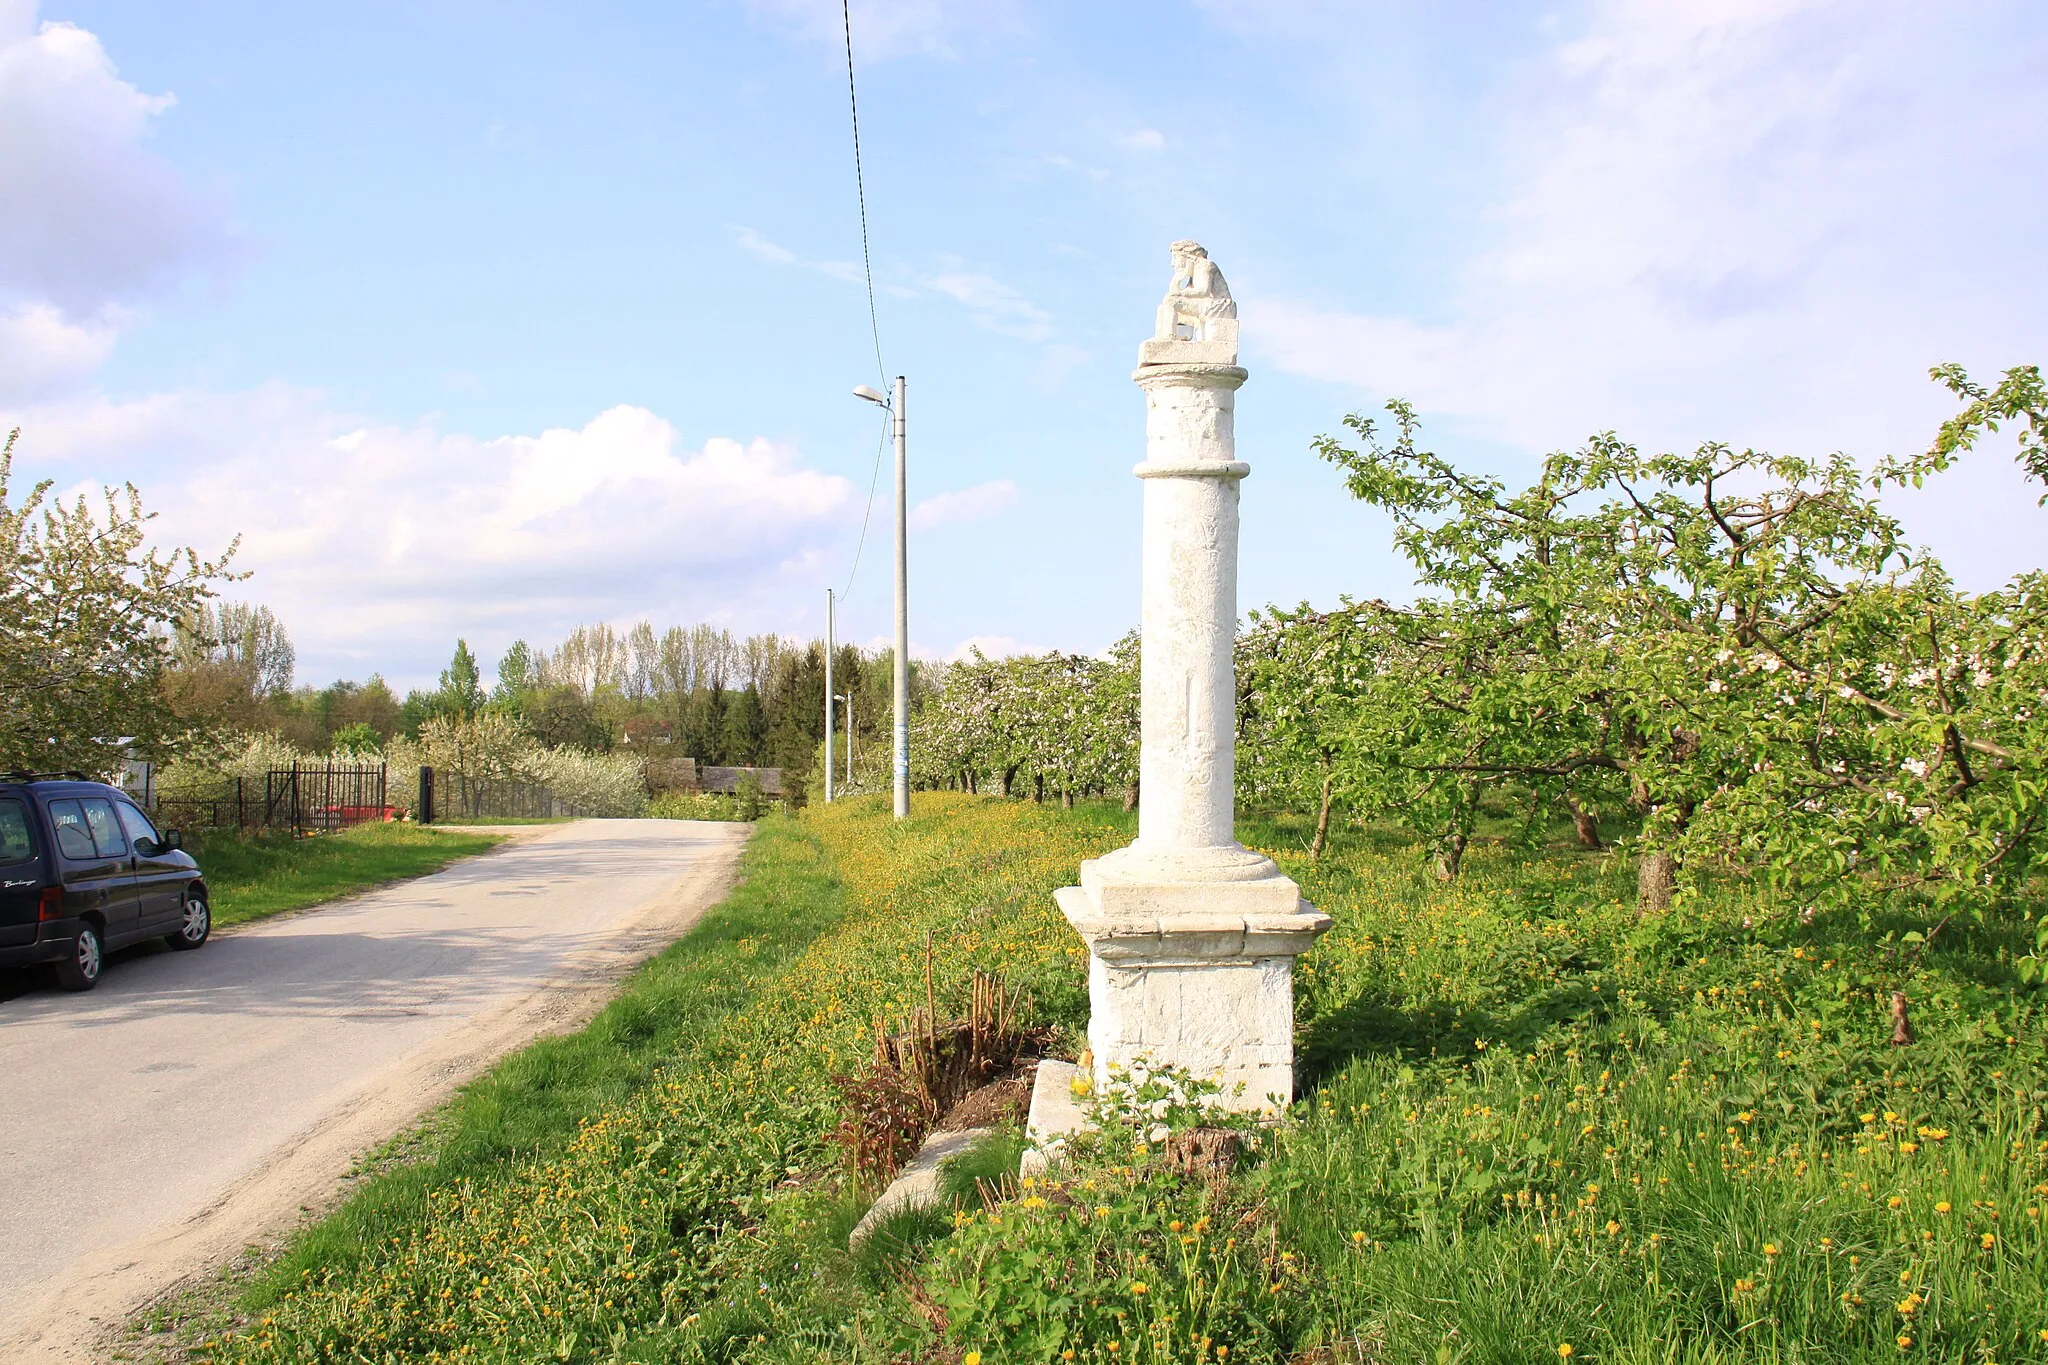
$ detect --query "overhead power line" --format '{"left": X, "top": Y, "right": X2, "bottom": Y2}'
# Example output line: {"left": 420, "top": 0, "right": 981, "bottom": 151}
{"left": 840, "top": 0, "right": 889, "bottom": 600}
{"left": 842, "top": 0, "right": 885, "bottom": 387}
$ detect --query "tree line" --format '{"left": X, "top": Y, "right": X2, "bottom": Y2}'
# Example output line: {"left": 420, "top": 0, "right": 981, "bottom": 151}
{"left": 0, "top": 419, "right": 914, "bottom": 797}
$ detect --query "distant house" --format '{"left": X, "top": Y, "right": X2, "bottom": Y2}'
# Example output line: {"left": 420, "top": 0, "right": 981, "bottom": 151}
{"left": 644, "top": 757, "right": 783, "bottom": 798}
{"left": 698, "top": 765, "right": 784, "bottom": 797}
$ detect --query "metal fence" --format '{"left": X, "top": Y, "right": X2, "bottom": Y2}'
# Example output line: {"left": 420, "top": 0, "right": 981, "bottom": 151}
{"left": 420, "top": 767, "right": 589, "bottom": 822}
{"left": 151, "top": 763, "right": 393, "bottom": 835}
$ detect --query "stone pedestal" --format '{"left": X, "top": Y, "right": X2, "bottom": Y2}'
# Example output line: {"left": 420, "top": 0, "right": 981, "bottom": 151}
{"left": 1052, "top": 242, "right": 1331, "bottom": 1116}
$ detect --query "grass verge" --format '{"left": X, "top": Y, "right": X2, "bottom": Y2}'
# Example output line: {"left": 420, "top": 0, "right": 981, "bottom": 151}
{"left": 194, "top": 822, "right": 507, "bottom": 929}
{"left": 202, "top": 795, "right": 1115, "bottom": 1363}
{"left": 197, "top": 797, "right": 2047, "bottom": 1364}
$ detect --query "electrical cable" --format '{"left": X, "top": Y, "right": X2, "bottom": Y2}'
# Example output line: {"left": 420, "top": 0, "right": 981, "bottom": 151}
{"left": 842, "top": 0, "right": 886, "bottom": 387}
{"left": 839, "top": 0, "right": 889, "bottom": 600}
{"left": 842, "top": 410, "right": 890, "bottom": 599}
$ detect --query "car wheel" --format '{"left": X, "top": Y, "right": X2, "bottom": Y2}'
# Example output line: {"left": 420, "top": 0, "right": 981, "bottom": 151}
{"left": 54, "top": 923, "right": 103, "bottom": 991}
{"left": 166, "top": 892, "right": 210, "bottom": 951}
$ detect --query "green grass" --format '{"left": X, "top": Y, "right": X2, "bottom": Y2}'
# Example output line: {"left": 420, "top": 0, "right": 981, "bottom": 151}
{"left": 889, "top": 812, "right": 2048, "bottom": 1364}
{"left": 228, "top": 815, "right": 849, "bottom": 1324}
{"left": 194, "top": 822, "right": 507, "bottom": 928}
{"left": 647, "top": 790, "right": 765, "bottom": 821}
{"left": 201, "top": 797, "right": 2048, "bottom": 1364}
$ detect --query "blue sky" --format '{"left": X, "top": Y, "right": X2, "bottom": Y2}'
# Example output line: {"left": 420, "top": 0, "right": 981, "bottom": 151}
{"left": 4, "top": 0, "right": 2045, "bottom": 689}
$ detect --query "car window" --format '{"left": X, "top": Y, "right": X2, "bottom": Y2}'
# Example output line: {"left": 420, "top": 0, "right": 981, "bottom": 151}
{"left": 47, "top": 799, "right": 97, "bottom": 860}
{"left": 115, "top": 801, "right": 161, "bottom": 852}
{"left": 81, "top": 798, "right": 129, "bottom": 858}
{"left": 0, "top": 798, "right": 35, "bottom": 865}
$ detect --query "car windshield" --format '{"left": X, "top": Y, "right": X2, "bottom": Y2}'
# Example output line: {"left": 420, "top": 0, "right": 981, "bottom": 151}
{"left": 0, "top": 798, "right": 35, "bottom": 865}
{"left": 115, "top": 801, "right": 161, "bottom": 851}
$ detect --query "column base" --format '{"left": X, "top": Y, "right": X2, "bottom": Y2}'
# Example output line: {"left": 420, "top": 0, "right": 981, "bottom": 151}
{"left": 1056, "top": 847, "right": 1331, "bottom": 1113}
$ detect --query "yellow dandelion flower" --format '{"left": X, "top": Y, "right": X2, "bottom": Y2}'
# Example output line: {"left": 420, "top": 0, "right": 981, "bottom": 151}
{"left": 1558, "top": 1345, "right": 1574, "bottom": 1358}
{"left": 1934, "top": 1202, "right": 1952, "bottom": 1214}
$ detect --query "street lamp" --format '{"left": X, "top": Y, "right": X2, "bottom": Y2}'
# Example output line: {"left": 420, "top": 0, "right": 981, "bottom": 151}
{"left": 854, "top": 377, "right": 909, "bottom": 820}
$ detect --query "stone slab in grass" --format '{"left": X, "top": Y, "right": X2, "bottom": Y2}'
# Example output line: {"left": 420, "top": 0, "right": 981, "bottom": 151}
{"left": 850, "top": 1127, "right": 993, "bottom": 1246}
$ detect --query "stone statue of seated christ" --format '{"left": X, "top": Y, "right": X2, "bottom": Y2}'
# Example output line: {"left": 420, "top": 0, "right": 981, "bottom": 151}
{"left": 1142, "top": 240, "right": 1240, "bottom": 365}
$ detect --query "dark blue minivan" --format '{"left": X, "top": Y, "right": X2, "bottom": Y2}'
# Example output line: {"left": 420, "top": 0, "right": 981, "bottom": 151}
{"left": 0, "top": 774, "right": 210, "bottom": 991}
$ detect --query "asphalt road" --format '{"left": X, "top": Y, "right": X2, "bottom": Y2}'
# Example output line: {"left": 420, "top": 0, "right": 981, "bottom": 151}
{"left": 0, "top": 818, "right": 747, "bottom": 1361}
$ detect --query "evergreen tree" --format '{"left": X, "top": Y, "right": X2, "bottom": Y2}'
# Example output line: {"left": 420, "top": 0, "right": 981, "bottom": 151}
{"left": 679, "top": 686, "right": 727, "bottom": 765}
{"left": 440, "top": 640, "right": 486, "bottom": 715}
{"left": 720, "top": 686, "right": 766, "bottom": 765}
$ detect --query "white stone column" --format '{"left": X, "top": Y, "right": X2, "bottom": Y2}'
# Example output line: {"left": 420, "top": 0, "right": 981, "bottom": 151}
{"left": 1052, "top": 242, "right": 1331, "bottom": 1113}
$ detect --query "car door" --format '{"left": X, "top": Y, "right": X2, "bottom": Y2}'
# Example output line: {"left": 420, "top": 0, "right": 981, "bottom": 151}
{"left": 114, "top": 799, "right": 183, "bottom": 930}
{"left": 0, "top": 797, "right": 42, "bottom": 950}
{"left": 45, "top": 797, "right": 140, "bottom": 943}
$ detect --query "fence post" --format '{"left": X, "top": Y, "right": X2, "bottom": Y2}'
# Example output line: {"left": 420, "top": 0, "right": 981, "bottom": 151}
{"left": 420, "top": 766, "right": 435, "bottom": 824}
{"left": 291, "top": 760, "right": 301, "bottom": 837}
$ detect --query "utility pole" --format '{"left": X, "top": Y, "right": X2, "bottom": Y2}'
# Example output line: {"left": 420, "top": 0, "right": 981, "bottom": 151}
{"left": 891, "top": 375, "right": 909, "bottom": 819}
{"left": 823, "top": 588, "right": 835, "bottom": 803}
{"left": 854, "top": 376, "right": 911, "bottom": 820}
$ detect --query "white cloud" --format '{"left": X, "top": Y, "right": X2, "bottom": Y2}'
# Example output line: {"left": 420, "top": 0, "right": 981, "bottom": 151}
{"left": 0, "top": 6, "right": 237, "bottom": 398}
{"left": 727, "top": 226, "right": 1064, "bottom": 351}
{"left": 1246, "top": 0, "right": 2048, "bottom": 584}
{"left": 729, "top": 224, "right": 796, "bottom": 265}
{"left": 3, "top": 387, "right": 856, "bottom": 686}
{"left": 1251, "top": 0, "right": 2048, "bottom": 459}
{"left": 910, "top": 479, "right": 1019, "bottom": 531}
{"left": 923, "top": 271, "right": 1053, "bottom": 342}
{"left": 1120, "top": 128, "right": 1166, "bottom": 151}
{"left": 0, "top": 301, "right": 122, "bottom": 401}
